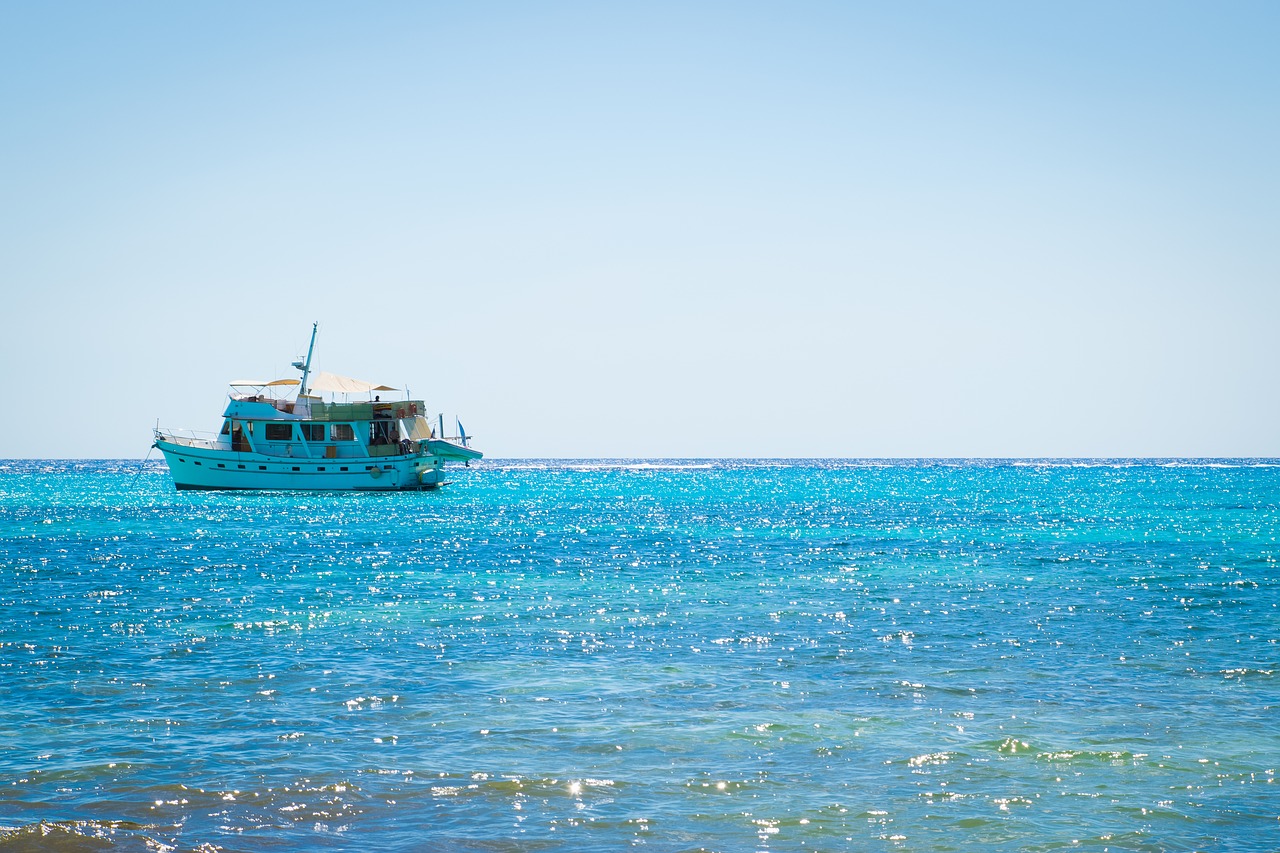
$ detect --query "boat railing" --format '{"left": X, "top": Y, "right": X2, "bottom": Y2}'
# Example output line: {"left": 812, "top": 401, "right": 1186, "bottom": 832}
{"left": 306, "top": 400, "right": 426, "bottom": 422}
{"left": 154, "top": 428, "right": 224, "bottom": 450}
{"left": 230, "top": 394, "right": 297, "bottom": 412}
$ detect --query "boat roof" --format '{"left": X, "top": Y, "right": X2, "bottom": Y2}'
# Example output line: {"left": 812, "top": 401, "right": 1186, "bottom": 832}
{"left": 228, "top": 372, "right": 398, "bottom": 394}
{"left": 229, "top": 379, "right": 301, "bottom": 388}
{"left": 309, "top": 371, "right": 398, "bottom": 394}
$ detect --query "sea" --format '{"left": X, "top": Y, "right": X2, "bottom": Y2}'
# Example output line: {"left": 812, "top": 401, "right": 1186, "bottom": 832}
{"left": 1, "top": 458, "right": 1277, "bottom": 852}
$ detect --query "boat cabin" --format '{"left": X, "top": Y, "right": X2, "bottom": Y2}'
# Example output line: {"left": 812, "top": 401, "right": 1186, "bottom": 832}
{"left": 217, "top": 395, "right": 433, "bottom": 460}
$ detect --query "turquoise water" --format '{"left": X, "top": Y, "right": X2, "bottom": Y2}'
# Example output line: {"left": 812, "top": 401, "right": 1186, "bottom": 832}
{"left": 1, "top": 459, "right": 1278, "bottom": 852}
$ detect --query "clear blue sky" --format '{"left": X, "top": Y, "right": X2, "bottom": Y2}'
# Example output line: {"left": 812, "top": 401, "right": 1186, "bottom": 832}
{"left": 2, "top": 1, "right": 1277, "bottom": 458}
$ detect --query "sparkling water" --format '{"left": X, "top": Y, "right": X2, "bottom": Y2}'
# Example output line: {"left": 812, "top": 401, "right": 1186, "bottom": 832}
{"left": 2, "top": 459, "right": 1277, "bottom": 851}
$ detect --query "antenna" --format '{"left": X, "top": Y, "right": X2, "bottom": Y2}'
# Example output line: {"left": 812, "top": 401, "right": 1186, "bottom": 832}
{"left": 295, "top": 322, "right": 319, "bottom": 396}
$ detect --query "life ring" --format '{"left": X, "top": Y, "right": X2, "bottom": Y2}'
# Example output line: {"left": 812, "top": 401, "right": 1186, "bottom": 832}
{"left": 369, "top": 466, "right": 383, "bottom": 480}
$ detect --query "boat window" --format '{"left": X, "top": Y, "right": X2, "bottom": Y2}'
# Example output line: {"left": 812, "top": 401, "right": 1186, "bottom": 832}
{"left": 220, "top": 420, "right": 231, "bottom": 436}
{"left": 332, "top": 424, "right": 356, "bottom": 441}
{"left": 265, "top": 423, "right": 293, "bottom": 441}
{"left": 300, "top": 423, "right": 325, "bottom": 442}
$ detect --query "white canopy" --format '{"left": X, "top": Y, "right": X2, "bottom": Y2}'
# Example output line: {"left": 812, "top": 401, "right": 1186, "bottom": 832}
{"left": 308, "top": 371, "right": 398, "bottom": 394}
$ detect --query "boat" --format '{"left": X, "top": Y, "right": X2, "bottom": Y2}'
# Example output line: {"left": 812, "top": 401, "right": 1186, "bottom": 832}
{"left": 152, "top": 324, "right": 482, "bottom": 491}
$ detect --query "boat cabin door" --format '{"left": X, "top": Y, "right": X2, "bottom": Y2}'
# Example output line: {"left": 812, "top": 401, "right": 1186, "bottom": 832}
{"left": 231, "top": 420, "right": 250, "bottom": 452}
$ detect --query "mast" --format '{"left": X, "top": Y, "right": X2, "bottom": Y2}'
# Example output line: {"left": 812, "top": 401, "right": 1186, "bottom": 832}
{"left": 293, "top": 322, "right": 319, "bottom": 396}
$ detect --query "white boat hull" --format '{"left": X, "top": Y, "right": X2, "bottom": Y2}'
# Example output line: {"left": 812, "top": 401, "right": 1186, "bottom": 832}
{"left": 155, "top": 440, "right": 449, "bottom": 491}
